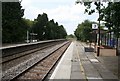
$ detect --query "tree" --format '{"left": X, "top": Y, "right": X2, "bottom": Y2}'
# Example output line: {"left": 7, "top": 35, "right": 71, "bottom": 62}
{"left": 45, "top": 19, "right": 67, "bottom": 39}
{"left": 45, "top": 19, "right": 55, "bottom": 39}
{"left": 75, "top": 1, "right": 120, "bottom": 56}
{"left": 75, "top": 1, "right": 103, "bottom": 56}
{"left": 104, "top": 2, "right": 120, "bottom": 38}
{"left": 32, "top": 13, "right": 48, "bottom": 40}
{"left": 2, "top": 2, "right": 29, "bottom": 43}
{"left": 103, "top": 2, "right": 120, "bottom": 55}
{"left": 23, "top": 18, "right": 34, "bottom": 28}
{"left": 66, "top": 34, "right": 75, "bottom": 39}
{"left": 75, "top": 1, "right": 120, "bottom": 39}
{"left": 2, "top": 2, "right": 67, "bottom": 43}
{"left": 32, "top": 14, "right": 67, "bottom": 40}
{"left": 74, "top": 20, "right": 92, "bottom": 42}
{"left": 58, "top": 25, "right": 67, "bottom": 38}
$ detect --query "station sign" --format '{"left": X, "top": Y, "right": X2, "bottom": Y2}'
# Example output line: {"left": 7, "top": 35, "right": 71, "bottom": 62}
{"left": 92, "top": 24, "right": 98, "bottom": 29}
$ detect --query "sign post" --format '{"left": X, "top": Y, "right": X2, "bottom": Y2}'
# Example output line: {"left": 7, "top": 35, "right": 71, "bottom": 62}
{"left": 92, "top": 24, "right": 98, "bottom": 53}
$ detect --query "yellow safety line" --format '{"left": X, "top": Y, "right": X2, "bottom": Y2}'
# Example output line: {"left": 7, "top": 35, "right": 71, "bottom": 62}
{"left": 76, "top": 41, "right": 88, "bottom": 81}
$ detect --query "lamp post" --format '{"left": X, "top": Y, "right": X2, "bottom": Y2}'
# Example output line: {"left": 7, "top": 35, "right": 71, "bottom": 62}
{"left": 92, "top": 24, "right": 98, "bottom": 53}
{"left": 97, "top": 1, "right": 101, "bottom": 56}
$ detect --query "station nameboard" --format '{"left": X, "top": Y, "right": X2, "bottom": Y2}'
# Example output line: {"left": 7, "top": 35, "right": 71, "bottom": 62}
{"left": 92, "top": 24, "right": 98, "bottom": 29}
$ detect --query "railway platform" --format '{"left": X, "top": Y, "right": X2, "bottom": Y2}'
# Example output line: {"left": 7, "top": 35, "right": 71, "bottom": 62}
{"left": 50, "top": 41, "right": 118, "bottom": 81}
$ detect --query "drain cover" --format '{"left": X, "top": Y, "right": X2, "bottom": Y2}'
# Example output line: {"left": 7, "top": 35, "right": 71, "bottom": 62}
{"left": 84, "top": 47, "right": 94, "bottom": 52}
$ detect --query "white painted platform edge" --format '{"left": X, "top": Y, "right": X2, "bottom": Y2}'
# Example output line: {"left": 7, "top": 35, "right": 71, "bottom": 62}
{"left": 50, "top": 42, "right": 74, "bottom": 79}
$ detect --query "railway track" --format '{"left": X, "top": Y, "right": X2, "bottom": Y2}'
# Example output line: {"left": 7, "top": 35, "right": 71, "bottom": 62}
{"left": 2, "top": 41, "right": 71, "bottom": 81}
{"left": 2, "top": 41, "right": 64, "bottom": 63}
{"left": 2, "top": 41, "right": 65, "bottom": 72}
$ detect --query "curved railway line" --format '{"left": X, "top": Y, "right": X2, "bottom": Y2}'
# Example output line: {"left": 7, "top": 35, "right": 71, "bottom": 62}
{"left": 1, "top": 40, "right": 71, "bottom": 81}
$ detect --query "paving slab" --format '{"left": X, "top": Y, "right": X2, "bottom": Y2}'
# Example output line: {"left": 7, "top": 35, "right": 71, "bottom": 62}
{"left": 50, "top": 41, "right": 118, "bottom": 81}
{"left": 97, "top": 56, "right": 118, "bottom": 77}
{"left": 71, "top": 42, "right": 86, "bottom": 79}
{"left": 77, "top": 41, "right": 118, "bottom": 80}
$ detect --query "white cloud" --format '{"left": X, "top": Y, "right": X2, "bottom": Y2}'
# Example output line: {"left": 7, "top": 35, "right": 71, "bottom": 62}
{"left": 21, "top": 0, "right": 98, "bottom": 34}
{"left": 44, "top": 5, "right": 84, "bottom": 21}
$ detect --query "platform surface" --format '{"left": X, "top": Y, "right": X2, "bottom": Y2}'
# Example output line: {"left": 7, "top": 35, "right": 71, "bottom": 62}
{"left": 50, "top": 41, "right": 118, "bottom": 81}
{"left": 50, "top": 42, "right": 74, "bottom": 79}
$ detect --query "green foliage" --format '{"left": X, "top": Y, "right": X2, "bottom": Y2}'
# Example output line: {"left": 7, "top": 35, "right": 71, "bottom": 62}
{"left": 2, "top": 2, "right": 29, "bottom": 43}
{"left": 74, "top": 20, "right": 93, "bottom": 42}
{"left": 2, "top": 2, "right": 67, "bottom": 43}
{"left": 103, "top": 2, "right": 120, "bottom": 38}
{"left": 66, "top": 34, "right": 75, "bottom": 38}
{"left": 113, "top": 3, "right": 120, "bottom": 38}
{"left": 31, "top": 13, "right": 48, "bottom": 40}
{"left": 76, "top": 1, "right": 120, "bottom": 38}
{"left": 31, "top": 14, "right": 67, "bottom": 40}
{"left": 23, "top": 18, "right": 34, "bottom": 28}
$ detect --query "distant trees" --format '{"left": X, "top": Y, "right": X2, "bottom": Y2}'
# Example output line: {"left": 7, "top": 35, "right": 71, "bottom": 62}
{"left": 2, "top": 2, "right": 67, "bottom": 43}
{"left": 31, "top": 13, "right": 48, "bottom": 40}
{"left": 32, "top": 14, "right": 67, "bottom": 41}
{"left": 74, "top": 20, "right": 93, "bottom": 42}
{"left": 66, "top": 34, "right": 75, "bottom": 39}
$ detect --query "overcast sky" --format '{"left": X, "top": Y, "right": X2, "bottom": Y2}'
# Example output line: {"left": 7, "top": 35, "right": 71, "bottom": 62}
{"left": 21, "top": 0, "right": 98, "bottom": 35}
